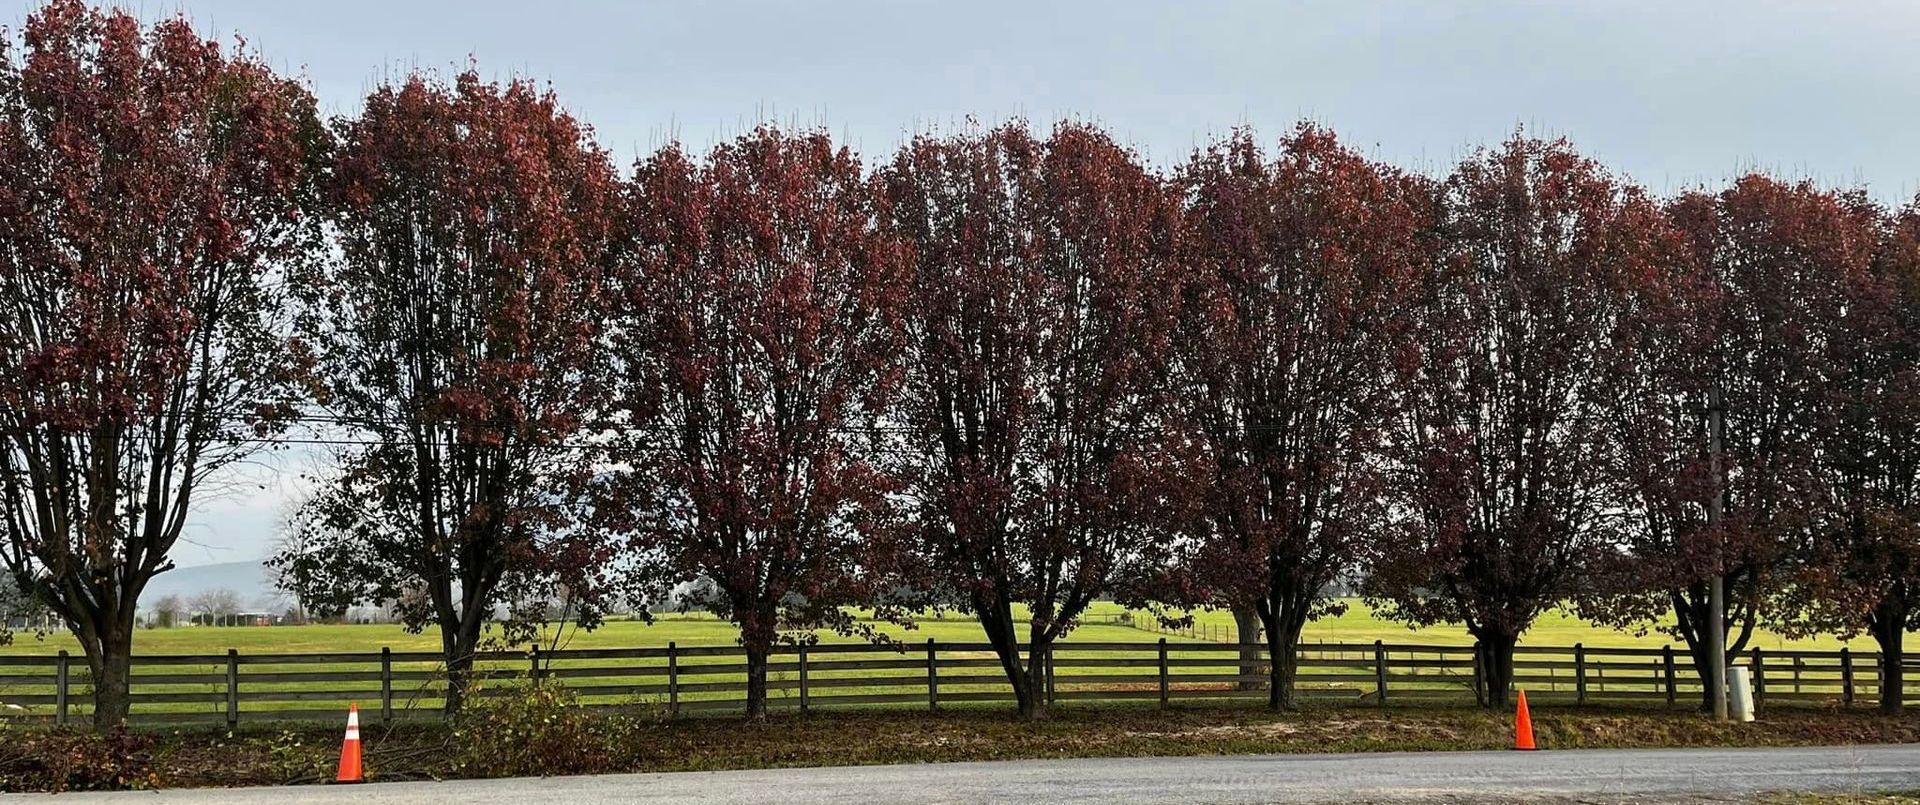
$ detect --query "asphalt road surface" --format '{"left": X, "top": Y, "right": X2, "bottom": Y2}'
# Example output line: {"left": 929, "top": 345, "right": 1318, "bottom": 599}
{"left": 16, "top": 745, "right": 1920, "bottom": 804}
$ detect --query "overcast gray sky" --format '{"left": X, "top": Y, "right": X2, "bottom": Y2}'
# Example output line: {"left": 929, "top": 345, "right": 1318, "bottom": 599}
{"left": 10, "top": 0, "right": 1920, "bottom": 566}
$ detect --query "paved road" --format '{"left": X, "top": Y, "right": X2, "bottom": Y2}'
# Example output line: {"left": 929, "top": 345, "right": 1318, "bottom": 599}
{"left": 17, "top": 745, "right": 1920, "bottom": 803}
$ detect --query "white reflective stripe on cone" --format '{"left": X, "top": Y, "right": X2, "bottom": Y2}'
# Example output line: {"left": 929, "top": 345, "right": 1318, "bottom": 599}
{"left": 345, "top": 727, "right": 360, "bottom": 740}
{"left": 346, "top": 709, "right": 359, "bottom": 728}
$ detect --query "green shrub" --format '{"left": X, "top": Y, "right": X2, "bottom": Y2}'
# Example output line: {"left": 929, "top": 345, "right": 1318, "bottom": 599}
{"left": 449, "top": 683, "right": 624, "bottom": 778}
{"left": 259, "top": 727, "right": 333, "bottom": 784}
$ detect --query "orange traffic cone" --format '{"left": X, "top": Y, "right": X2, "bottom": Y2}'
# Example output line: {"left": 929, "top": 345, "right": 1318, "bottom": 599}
{"left": 335, "top": 703, "right": 364, "bottom": 783}
{"left": 1513, "top": 689, "right": 1537, "bottom": 751}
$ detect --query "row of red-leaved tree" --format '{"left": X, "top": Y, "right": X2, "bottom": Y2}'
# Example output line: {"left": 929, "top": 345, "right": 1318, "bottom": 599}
{"left": 3, "top": 2, "right": 1916, "bottom": 726}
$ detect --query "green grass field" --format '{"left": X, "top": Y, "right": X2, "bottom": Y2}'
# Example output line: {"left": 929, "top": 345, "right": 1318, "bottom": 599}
{"left": 0, "top": 598, "right": 1898, "bottom": 722}
{"left": 0, "top": 599, "right": 1889, "bottom": 656}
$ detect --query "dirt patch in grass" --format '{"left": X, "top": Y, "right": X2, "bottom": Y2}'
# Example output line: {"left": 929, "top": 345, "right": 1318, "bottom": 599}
{"left": 7, "top": 703, "right": 1920, "bottom": 792}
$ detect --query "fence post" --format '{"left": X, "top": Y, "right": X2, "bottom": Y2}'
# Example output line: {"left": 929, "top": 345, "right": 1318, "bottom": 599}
{"left": 1574, "top": 643, "right": 1587, "bottom": 705}
{"left": 55, "top": 650, "right": 69, "bottom": 726}
{"left": 1752, "top": 647, "right": 1767, "bottom": 709}
{"left": 1842, "top": 647, "right": 1854, "bottom": 707}
{"left": 667, "top": 642, "right": 680, "bottom": 717}
{"left": 1470, "top": 641, "right": 1483, "bottom": 704}
{"left": 225, "top": 648, "right": 239, "bottom": 729}
{"left": 529, "top": 645, "right": 542, "bottom": 686}
{"left": 1662, "top": 645, "right": 1676, "bottom": 707}
{"left": 798, "top": 643, "right": 810, "bottom": 714}
{"left": 1044, "top": 646, "right": 1056, "bottom": 706}
{"left": 927, "top": 638, "right": 939, "bottom": 710}
{"left": 380, "top": 647, "right": 393, "bottom": 726}
{"left": 1373, "top": 640, "right": 1388, "bottom": 707}
{"left": 1158, "top": 638, "right": 1169, "bottom": 708}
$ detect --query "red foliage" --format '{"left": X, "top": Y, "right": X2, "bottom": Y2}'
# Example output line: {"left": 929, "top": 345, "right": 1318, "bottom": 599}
{"left": 610, "top": 127, "right": 910, "bottom": 718}
{"left": 1677, "top": 178, "right": 1873, "bottom": 588}
{"left": 275, "top": 67, "right": 623, "bottom": 712}
{"left": 1366, "top": 133, "right": 1662, "bottom": 707}
{"left": 878, "top": 121, "right": 1180, "bottom": 718}
{"left": 1145, "top": 125, "right": 1431, "bottom": 707}
{"left": 1777, "top": 190, "right": 1920, "bottom": 710}
{"left": 1586, "top": 176, "right": 1877, "bottom": 705}
{"left": 0, "top": 0, "right": 324, "bottom": 726}
{"left": 3, "top": 14, "right": 1916, "bottom": 721}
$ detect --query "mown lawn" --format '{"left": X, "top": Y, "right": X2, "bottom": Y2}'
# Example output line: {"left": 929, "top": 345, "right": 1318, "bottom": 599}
{"left": 0, "top": 611, "right": 1246, "bottom": 720}
{"left": 1113, "top": 599, "right": 1884, "bottom": 653}
{"left": 0, "top": 599, "right": 1889, "bottom": 657}
{"left": 0, "top": 612, "right": 1040, "bottom": 655}
{"left": 0, "top": 599, "right": 1897, "bottom": 723}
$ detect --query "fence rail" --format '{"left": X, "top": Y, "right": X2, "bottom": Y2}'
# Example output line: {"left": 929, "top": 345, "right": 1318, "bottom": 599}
{"left": 0, "top": 640, "right": 1903, "bottom": 726}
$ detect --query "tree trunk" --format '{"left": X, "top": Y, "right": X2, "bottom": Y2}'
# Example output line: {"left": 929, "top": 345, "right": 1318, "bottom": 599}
{"left": 439, "top": 610, "right": 486, "bottom": 714}
{"left": 1232, "top": 606, "right": 1266, "bottom": 692}
{"left": 998, "top": 648, "right": 1036, "bottom": 717}
{"left": 443, "top": 652, "right": 474, "bottom": 714}
{"left": 973, "top": 594, "right": 1042, "bottom": 718}
{"left": 1669, "top": 585, "right": 1754, "bottom": 712}
{"left": 1018, "top": 641, "right": 1050, "bottom": 720}
{"left": 738, "top": 601, "right": 779, "bottom": 720}
{"left": 1473, "top": 630, "right": 1519, "bottom": 709}
{"left": 80, "top": 621, "right": 135, "bottom": 729}
{"left": 1263, "top": 616, "right": 1305, "bottom": 710}
{"left": 1685, "top": 639, "right": 1719, "bottom": 712}
{"left": 1872, "top": 596, "right": 1907, "bottom": 715}
{"left": 744, "top": 646, "right": 770, "bottom": 719}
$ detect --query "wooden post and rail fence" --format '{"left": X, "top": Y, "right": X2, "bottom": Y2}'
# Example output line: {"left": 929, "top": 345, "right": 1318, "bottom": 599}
{"left": 0, "top": 640, "right": 1904, "bottom": 726}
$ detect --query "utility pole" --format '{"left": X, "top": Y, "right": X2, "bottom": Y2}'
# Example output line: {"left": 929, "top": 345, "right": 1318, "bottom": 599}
{"left": 1707, "top": 383, "right": 1728, "bottom": 721}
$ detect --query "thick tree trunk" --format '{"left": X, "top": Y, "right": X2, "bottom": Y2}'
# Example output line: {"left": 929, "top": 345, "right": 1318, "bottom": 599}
{"left": 1004, "top": 663, "right": 1036, "bottom": 716}
{"left": 744, "top": 646, "right": 771, "bottom": 719}
{"left": 80, "top": 622, "right": 135, "bottom": 729}
{"left": 1231, "top": 606, "right": 1266, "bottom": 692}
{"left": 1472, "top": 629, "right": 1520, "bottom": 709}
{"left": 1872, "top": 596, "right": 1907, "bottom": 715}
{"left": 738, "top": 601, "right": 779, "bottom": 720}
{"left": 974, "top": 594, "right": 1046, "bottom": 718}
{"left": 1018, "top": 641, "right": 1051, "bottom": 720}
{"left": 1684, "top": 639, "right": 1719, "bottom": 712}
{"left": 439, "top": 607, "right": 487, "bottom": 714}
{"left": 1263, "top": 616, "right": 1305, "bottom": 710}
{"left": 1255, "top": 587, "right": 1315, "bottom": 709}
{"left": 711, "top": 584, "right": 779, "bottom": 719}
{"left": 1000, "top": 651, "right": 1037, "bottom": 717}
{"left": 1669, "top": 586, "right": 1754, "bottom": 712}
{"left": 443, "top": 652, "right": 474, "bottom": 714}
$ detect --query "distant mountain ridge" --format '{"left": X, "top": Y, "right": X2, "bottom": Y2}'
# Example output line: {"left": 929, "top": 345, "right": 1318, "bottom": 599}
{"left": 140, "top": 560, "right": 282, "bottom": 611}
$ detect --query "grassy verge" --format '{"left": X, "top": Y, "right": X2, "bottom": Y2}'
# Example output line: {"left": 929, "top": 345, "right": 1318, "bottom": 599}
{"left": 8, "top": 700, "right": 1920, "bottom": 793}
